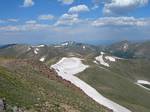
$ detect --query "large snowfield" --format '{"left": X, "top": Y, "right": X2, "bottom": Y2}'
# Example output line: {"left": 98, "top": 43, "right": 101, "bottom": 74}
{"left": 51, "top": 57, "right": 131, "bottom": 112}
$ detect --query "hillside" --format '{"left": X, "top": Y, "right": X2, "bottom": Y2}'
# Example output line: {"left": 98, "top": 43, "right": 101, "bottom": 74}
{"left": 77, "top": 57, "right": 150, "bottom": 112}
{"left": 0, "top": 57, "right": 110, "bottom": 112}
{"left": 0, "top": 41, "right": 150, "bottom": 112}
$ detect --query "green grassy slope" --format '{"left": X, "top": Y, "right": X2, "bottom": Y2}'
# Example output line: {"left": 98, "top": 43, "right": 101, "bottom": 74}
{"left": 77, "top": 59, "right": 150, "bottom": 112}
{"left": 0, "top": 58, "right": 109, "bottom": 112}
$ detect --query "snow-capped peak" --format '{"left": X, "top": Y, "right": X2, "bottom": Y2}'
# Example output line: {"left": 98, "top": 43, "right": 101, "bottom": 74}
{"left": 61, "top": 42, "right": 69, "bottom": 46}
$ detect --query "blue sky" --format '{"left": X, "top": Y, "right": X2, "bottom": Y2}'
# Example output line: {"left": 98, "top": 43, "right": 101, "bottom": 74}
{"left": 0, "top": 0, "right": 150, "bottom": 45}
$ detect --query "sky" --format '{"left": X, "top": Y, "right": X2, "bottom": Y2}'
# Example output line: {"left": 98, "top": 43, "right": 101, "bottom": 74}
{"left": 0, "top": 0, "right": 150, "bottom": 45}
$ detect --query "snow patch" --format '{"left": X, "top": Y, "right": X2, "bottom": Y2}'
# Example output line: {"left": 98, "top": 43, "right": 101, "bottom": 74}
{"left": 27, "top": 47, "right": 31, "bottom": 51}
{"left": 39, "top": 56, "right": 46, "bottom": 62}
{"left": 32, "top": 45, "right": 45, "bottom": 48}
{"left": 54, "top": 42, "right": 69, "bottom": 48}
{"left": 34, "top": 48, "right": 39, "bottom": 54}
{"left": 52, "top": 57, "right": 89, "bottom": 75}
{"left": 36, "top": 45, "right": 45, "bottom": 47}
{"left": 95, "top": 53, "right": 109, "bottom": 67}
{"left": 137, "top": 80, "right": 150, "bottom": 85}
{"left": 51, "top": 57, "right": 131, "bottom": 112}
{"left": 94, "top": 52, "right": 124, "bottom": 67}
{"left": 83, "top": 46, "right": 85, "bottom": 49}
{"left": 93, "top": 60, "right": 99, "bottom": 64}
{"left": 61, "top": 42, "right": 68, "bottom": 46}
{"left": 113, "top": 57, "right": 124, "bottom": 60}
{"left": 105, "top": 56, "right": 116, "bottom": 62}
{"left": 101, "top": 52, "right": 105, "bottom": 55}
{"left": 136, "top": 80, "right": 150, "bottom": 91}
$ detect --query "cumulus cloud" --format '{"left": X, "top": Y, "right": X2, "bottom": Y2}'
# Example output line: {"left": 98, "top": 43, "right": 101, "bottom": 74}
{"left": 55, "top": 13, "right": 80, "bottom": 26}
{"left": 1, "top": 17, "right": 150, "bottom": 43}
{"left": 103, "top": 0, "right": 149, "bottom": 15}
{"left": 68, "top": 5, "right": 90, "bottom": 13}
{"left": 58, "top": 0, "right": 74, "bottom": 5}
{"left": 22, "top": 0, "right": 34, "bottom": 7}
{"left": 38, "top": 14, "right": 54, "bottom": 20}
{"left": 92, "top": 17, "right": 150, "bottom": 27}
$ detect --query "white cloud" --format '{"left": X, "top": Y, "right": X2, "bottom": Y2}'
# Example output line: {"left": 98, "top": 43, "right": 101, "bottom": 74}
{"left": 92, "top": 17, "right": 150, "bottom": 27}
{"left": 55, "top": 13, "right": 80, "bottom": 26}
{"left": 0, "top": 26, "right": 20, "bottom": 32}
{"left": 0, "top": 24, "right": 51, "bottom": 32}
{"left": 68, "top": 5, "right": 90, "bottom": 13}
{"left": 25, "top": 20, "right": 37, "bottom": 24}
{"left": 1, "top": 17, "right": 150, "bottom": 43}
{"left": 61, "top": 13, "right": 78, "bottom": 19}
{"left": 0, "top": 19, "right": 19, "bottom": 23}
{"left": 38, "top": 14, "right": 54, "bottom": 20}
{"left": 1, "top": 16, "right": 150, "bottom": 39}
{"left": 22, "top": 0, "right": 34, "bottom": 7}
{"left": 103, "top": 0, "right": 149, "bottom": 15}
{"left": 7, "top": 19, "right": 18, "bottom": 22}
{"left": 58, "top": 0, "right": 74, "bottom": 5}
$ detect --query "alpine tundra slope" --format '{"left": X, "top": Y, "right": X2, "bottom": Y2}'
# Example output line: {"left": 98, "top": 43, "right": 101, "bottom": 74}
{"left": 51, "top": 57, "right": 131, "bottom": 112}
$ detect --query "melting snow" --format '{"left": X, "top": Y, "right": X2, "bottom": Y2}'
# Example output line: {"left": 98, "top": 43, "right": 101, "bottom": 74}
{"left": 34, "top": 48, "right": 39, "bottom": 54}
{"left": 32, "top": 45, "right": 45, "bottom": 48}
{"left": 94, "top": 52, "right": 124, "bottom": 67}
{"left": 101, "top": 52, "right": 105, "bottom": 55}
{"left": 61, "top": 42, "right": 68, "bottom": 46}
{"left": 95, "top": 53, "right": 109, "bottom": 67}
{"left": 54, "top": 42, "right": 69, "bottom": 48}
{"left": 83, "top": 46, "right": 86, "bottom": 49}
{"left": 105, "top": 56, "right": 116, "bottom": 62}
{"left": 136, "top": 80, "right": 150, "bottom": 91}
{"left": 93, "top": 60, "right": 99, "bottom": 64}
{"left": 137, "top": 80, "right": 150, "bottom": 85}
{"left": 51, "top": 57, "right": 131, "bottom": 112}
{"left": 39, "top": 56, "right": 46, "bottom": 62}
{"left": 27, "top": 47, "right": 31, "bottom": 51}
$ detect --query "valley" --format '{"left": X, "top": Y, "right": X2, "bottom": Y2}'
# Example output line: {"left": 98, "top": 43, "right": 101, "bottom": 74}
{"left": 0, "top": 41, "right": 150, "bottom": 112}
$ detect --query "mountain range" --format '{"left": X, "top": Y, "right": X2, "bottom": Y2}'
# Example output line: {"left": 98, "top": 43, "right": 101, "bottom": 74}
{"left": 0, "top": 40, "right": 150, "bottom": 112}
